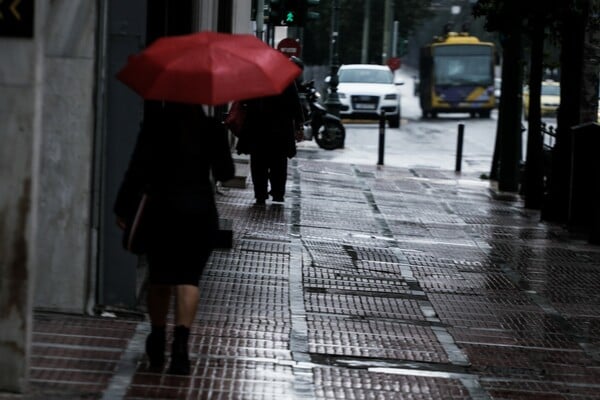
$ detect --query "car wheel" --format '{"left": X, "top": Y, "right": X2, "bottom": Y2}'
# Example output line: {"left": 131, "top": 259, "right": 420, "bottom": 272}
{"left": 388, "top": 111, "right": 400, "bottom": 128}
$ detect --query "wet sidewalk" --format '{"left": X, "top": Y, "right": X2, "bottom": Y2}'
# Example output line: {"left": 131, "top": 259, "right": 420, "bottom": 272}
{"left": 8, "top": 158, "right": 600, "bottom": 399}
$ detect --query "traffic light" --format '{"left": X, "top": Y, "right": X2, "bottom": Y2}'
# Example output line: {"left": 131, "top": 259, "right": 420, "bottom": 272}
{"left": 397, "top": 38, "right": 408, "bottom": 56}
{"left": 269, "top": 0, "right": 319, "bottom": 27}
{"left": 305, "top": 0, "right": 320, "bottom": 22}
{"left": 251, "top": 0, "right": 257, "bottom": 20}
{"left": 282, "top": 0, "right": 303, "bottom": 26}
{"left": 269, "top": 0, "right": 285, "bottom": 25}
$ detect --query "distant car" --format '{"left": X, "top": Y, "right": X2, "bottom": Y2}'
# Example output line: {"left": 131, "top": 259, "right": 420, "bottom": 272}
{"left": 523, "top": 80, "right": 560, "bottom": 120}
{"left": 333, "top": 64, "right": 404, "bottom": 128}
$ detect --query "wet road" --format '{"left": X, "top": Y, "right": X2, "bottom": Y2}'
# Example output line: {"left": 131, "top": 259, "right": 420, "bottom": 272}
{"left": 299, "top": 66, "right": 499, "bottom": 176}
{"left": 298, "top": 116, "right": 498, "bottom": 176}
{"left": 300, "top": 67, "right": 556, "bottom": 177}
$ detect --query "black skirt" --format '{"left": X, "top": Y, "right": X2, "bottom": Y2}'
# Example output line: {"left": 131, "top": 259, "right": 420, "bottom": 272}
{"left": 145, "top": 191, "right": 219, "bottom": 286}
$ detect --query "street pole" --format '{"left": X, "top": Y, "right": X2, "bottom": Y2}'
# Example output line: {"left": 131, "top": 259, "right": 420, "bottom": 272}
{"left": 381, "top": 0, "right": 394, "bottom": 64}
{"left": 255, "top": 0, "right": 265, "bottom": 40}
{"left": 325, "top": 0, "right": 341, "bottom": 117}
{"left": 361, "top": 0, "right": 371, "bottom": 64}
{"left": 392, "top": 20, "right": 399, "bottom": 57}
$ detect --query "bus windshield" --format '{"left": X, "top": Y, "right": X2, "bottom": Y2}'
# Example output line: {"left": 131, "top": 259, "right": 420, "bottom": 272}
{"left": 433, "top": 45, "right": 493, "bottom": 86}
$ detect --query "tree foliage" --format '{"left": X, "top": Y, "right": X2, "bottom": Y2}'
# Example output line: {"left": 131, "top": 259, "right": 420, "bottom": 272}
{"left": 303, "top": 0, "right": 433, "bottom": 65}
{"left": 472, "top": 0, "right": 600, "bottom": 219}
{"left": 472, "top": 0, "right": 599, "bottom": 41}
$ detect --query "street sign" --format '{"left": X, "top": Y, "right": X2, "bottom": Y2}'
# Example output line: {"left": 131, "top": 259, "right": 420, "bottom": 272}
{"left": 387, "top": 57, "right": 401, "bottom": 72}
{"left": 277, "top": 37, "right": 301, "bottom": 58}
{"left": 0, "top": 0, "right": 34, "bottom": 38}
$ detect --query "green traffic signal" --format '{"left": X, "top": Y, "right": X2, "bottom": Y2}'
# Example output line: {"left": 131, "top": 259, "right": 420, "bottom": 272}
{"left": 283, "top": 0, "right": 303, "bottom": 26}
{"left": 268, "top": 0, "right": 320, "bottom": 26}
{"left": 286, "top": 11, "right": 296, "bottom": 24}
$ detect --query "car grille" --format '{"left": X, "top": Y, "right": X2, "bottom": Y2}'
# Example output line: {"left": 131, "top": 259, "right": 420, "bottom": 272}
{"left": 351, "top": 95, "right": 379, "bottom": 111}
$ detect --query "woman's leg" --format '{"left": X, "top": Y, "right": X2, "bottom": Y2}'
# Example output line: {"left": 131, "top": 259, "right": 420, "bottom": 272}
{"left": 147, "top": 284, "right": 172, "bottom": 325}
{"left": 168, "top": 284, "right": 199, "bottom": 375}
{"left": 145, "top": 284, "right": 171, "bottom": 369}
{"left": 174, "top": 284, "right": 199, "bottom": 327}
{"left": 167, "top": 242, "right": 211, "bottom": 375}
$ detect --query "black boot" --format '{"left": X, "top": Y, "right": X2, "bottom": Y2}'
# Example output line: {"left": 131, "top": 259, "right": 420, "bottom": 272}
{"left": 145, "top": 325, "right": 166, "bottom": 371}
{"left": 168, "top": 325, "right": 191, "bottom": 375}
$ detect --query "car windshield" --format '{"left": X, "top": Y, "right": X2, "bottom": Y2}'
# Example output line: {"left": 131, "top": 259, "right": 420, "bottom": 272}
{"left": 339, "top": 68, "right": 393, "bottom": 84}
{"left": 542, "top": 84, "right": 560, "bottom": 96}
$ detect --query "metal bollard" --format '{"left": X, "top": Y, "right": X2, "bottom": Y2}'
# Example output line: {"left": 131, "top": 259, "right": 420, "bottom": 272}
{"left": 378, "top": 111, "right": 386, "bottom": 166}
{"left": 455, "top": 123, "right": 464, "bottom": 172}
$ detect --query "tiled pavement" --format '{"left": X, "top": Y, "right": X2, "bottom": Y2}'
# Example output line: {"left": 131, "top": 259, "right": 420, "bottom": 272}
{"left": 6, "top": 157, "right": 600, "bottom": 399}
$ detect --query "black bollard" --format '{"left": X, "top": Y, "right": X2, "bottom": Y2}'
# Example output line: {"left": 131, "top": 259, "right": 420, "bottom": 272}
{"left": 455, "top": 123, "right": 464, "bottom": 172}
{"left": 378, "top": 111, "right": 386, "bottom": 166}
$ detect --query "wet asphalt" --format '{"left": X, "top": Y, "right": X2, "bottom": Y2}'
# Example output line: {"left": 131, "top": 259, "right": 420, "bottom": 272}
{"left": 7, "top": 154, "right": 600, "bottom": 399}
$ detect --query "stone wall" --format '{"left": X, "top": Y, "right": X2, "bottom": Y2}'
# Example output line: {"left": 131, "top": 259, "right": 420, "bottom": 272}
{"left": 0, "top": 0, "right": 46, "bottom": 391}
{"left": 33, "top": 1, "right": 97, "bottom": 312}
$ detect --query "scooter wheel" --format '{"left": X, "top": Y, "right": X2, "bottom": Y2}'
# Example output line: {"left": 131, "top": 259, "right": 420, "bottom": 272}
{"left": 316, "top": 120, "right": 345, "bottom": 150}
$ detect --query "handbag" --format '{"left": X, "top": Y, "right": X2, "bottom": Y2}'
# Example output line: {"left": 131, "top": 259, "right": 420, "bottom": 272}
{"left": 122, "top": 193, "right": 149, "bottom": 255}
{"left": 224, "top": 101, "right": 246, "bottom": 137}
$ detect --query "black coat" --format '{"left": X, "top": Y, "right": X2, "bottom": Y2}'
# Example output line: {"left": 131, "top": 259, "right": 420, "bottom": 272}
{"left": 236, "top": 83, "right": 304, "bottom": 158}
{"left": 114, "top": 103, "right": 234, "bottom": 254}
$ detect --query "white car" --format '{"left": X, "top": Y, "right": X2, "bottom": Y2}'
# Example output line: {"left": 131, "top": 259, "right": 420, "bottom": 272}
{"left": 334, "top": 64, "right": 403, "bottom": 128}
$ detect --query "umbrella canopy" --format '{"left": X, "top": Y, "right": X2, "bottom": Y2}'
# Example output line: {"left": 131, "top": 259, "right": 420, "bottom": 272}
{"left": 117, "top": 31, "right": 302, "bottom": 105}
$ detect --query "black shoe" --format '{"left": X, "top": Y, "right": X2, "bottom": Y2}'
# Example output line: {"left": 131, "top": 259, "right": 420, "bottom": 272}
{"left": 145, "top": 326, "right": 166, "bottom": 371}
{"left": 272, "top": 196, "right": 284, "bottom": 202}
{"left": 255, "top": 198, "right": 266, "bottom": 205}
{"left": 167, "top": 325, "right": 191, "bottom": 375}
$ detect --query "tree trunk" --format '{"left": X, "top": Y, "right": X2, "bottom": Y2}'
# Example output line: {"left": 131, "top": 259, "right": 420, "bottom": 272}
{"left": 580, "top": 1, "right": 600, "bottom": 123}
{"left": 543, "top": 2, "right": 587, "bottom": 222}
{"left": 523, "top": 16, "right": 545, "bottom": 209}
{"left": 497, "top": 26, "right": 524, "bottom": 192}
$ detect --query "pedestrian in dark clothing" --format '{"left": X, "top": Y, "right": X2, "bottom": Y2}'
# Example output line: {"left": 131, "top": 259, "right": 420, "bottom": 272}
{"left": 236, "top": 83, "right": 304, "bottom": 204}
{"left": 114, "top": 101, "right": 234, "bottom": 375}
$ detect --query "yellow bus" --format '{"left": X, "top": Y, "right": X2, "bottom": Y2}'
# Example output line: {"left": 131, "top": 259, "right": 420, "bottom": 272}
{"left": 418, "top": 32, "right": 496, "bottom": 118}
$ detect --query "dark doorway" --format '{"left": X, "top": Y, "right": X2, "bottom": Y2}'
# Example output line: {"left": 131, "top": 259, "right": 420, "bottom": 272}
{"left": 147, "top": 0, "right": 194, "bottom": 44}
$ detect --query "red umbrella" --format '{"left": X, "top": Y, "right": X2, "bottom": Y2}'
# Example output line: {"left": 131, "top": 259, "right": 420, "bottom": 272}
{"left": 117, "top": 31, "right": 302, "bottom": 105}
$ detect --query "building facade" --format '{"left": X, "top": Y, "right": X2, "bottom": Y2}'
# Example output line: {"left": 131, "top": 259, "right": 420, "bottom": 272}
{"left": 0, "top": 0, "right": 252, "bottom": 391}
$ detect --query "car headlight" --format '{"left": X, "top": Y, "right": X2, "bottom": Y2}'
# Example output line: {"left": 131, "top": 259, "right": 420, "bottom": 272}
{"left": 384, "top": 94, "right": 397, "bottom": 100}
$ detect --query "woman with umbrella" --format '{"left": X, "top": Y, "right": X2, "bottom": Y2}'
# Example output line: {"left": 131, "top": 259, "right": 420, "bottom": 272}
{"left": 115, "top": 32, "right": 301, "bottom": 375}
{"left": 114, "top": 102, "right": 234, "bottom": 374}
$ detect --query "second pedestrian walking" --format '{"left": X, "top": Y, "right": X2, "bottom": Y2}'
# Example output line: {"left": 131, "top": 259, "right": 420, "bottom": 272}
{"left": 236, "top": 83, "right": 304, "bottom": 205}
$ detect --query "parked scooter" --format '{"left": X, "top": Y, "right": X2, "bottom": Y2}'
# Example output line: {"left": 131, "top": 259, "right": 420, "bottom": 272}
{"left": 298, "top": 80, "right": 345, "bottom": 150}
